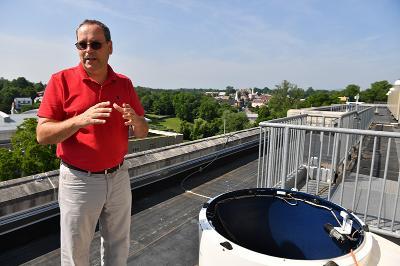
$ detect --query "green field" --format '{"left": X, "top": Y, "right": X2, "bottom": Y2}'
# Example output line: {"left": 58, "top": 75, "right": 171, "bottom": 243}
{"left": 160, "top": 117, "right": 181, "bottom": 131}
{"left": 146, "top": 114, "right": 182, "bottom": 132}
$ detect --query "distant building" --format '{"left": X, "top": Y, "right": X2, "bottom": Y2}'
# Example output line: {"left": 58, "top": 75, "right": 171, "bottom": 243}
{"left": 13, "top": 98, "right": 32, "bottom": 111}
{"left": 251, "top": 94, "right": 271, "bottom": 108}
{"left": 251, "top": 99, "right": 265, "bottom": 108}
{"left": 246, "top": 113, "right": 258, "bottom": 122}
{"left": 245, "top": 110, "right": 258, "bottom": 122}
{"left": 214, "top": 95, "right": 233, "bottom": 105}
{"left": 0, "top": 110, "right": 38, "bottom": 146}
{"left": 338, "top": 96, "right": 348, "bottom": 103}
{"left": 205, "top": 91, "right": 219, "bottom": 97}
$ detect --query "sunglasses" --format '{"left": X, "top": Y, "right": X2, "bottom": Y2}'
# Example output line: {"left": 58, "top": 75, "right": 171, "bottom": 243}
{"left": 75, "top": 41, "right": 105, "bottom": 50}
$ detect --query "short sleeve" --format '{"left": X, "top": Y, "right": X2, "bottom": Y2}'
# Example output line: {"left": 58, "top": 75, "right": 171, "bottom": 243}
{"left": 37, "top": 74, "right": 65, "bottom": 121}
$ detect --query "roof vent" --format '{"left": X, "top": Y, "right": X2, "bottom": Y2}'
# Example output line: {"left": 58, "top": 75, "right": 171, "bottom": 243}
{"left": 0, "top": 111, "right": 11, "bottom": 123}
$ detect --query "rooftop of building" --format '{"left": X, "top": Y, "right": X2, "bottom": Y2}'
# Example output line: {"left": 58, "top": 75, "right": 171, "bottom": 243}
{"left": 0, "top": 110, "right": 38, "bottom": 132}
{"left": 0, "top": 105, "right": 399, "bottom": 265}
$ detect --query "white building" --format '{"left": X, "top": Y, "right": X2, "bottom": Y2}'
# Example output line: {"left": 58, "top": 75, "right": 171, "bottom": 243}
{"left": 13, "top": 98, "right": 32, "bottom": 111}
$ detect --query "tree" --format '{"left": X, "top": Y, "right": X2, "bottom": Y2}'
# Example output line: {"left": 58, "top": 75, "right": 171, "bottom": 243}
{"left": 218, "top": 103, "right": 237, "bottom": 116}
{"left": 0, "top": 86, "right": 19, "bottom": 113}
{"left": 260, "top": 87, "right": 272, "bottom": 94}
{"left": 267, "top": 80, "right": 299, "bottom": 119}
{"left": 0, "top": 77, "right": 9, "bottom": 91}
{"left": 33, "top": 82, "right": 45, "bottom": 92}
{"left": 360, "top": 80, "right": 391, "bottom": 103}
{"left": 179, "top": 121, "right": 193, "bottom": 140}
{"left": 0, "top": 77, "right": 46, "bottom": 113}
{"left": 304, "top": 90, "right": 340, "bottom": 107}
{"left": 11, "top": 118, "right": 59, "bottom": 177}
{"left": 0, "top": 148, "right": 19, "bottom": 181}
{"left": 198, "top": 97, "right": 219, "bottom": 122}
{"left": 152, "top": 92, "right": 174, "bottom": 115}
{"left": 255, "top": 105, "right": 271, "bottom": 124}
{"left": 21, "top": 86, "right": 37, "bottom": 99}
{"left": 305, "top": 87, "right": 315, "bottom": 97}
{"left": 288, "top": 87, "right": 305, "bottom": 108}
{"left": 342, "top": 84, "right": 360, "bottom": 101}
{"left": 11, "top": 77, "right": 32, "bottom": 89}
{"left": 222, "top": 111, "right": 250, "bottom": 133}
{"left": 173, "top": 92, "right": 201, "bottom": 122}
{"left": 140, "top": 94, "right": 154, "bottom": 112}
{"left": 191, "top": 118, "right": 214, "bottom": 140}
{"left": 225, "top": 86, "right": 235, "bottom": 95}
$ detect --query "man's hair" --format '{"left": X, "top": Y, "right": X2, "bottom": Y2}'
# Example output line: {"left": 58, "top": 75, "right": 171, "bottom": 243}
{"left": 76, "top": 19, "right": 111, "bottom": 41}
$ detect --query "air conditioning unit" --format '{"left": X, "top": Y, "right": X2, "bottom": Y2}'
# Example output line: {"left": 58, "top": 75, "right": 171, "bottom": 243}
{"left": 307, "top": 166, "right": 332, "bottom": 183}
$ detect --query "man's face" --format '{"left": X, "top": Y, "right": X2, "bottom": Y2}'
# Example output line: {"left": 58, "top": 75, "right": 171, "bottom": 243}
{"left": 76, "top": 24, "right": 112, "bottom": 76}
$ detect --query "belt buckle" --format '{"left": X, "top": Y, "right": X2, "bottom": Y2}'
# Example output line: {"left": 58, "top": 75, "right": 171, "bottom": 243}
{"left": 105, "top": 169, "right": 108, "bottom": 174}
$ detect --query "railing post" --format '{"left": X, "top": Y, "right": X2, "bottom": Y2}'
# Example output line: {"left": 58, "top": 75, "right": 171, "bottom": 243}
{"left": 333, "top": 118, "right": 342, "bottom": 174}
{"left": 257, "top": 126, "right": 263, "bottom": 187}
{"left": 281, "top": 127, "right": 290, "bottom": 189}
{"left": 267, "top": 127, "right": 275, "bottom": 187}
{"left": 378, "top": 138, "right": 391, "bottom": 228}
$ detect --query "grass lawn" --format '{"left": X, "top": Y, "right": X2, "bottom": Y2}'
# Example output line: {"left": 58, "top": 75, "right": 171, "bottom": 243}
{"left": 146, "top": 114, "right": 170, "bottom": 120}
{"left": 160, "top": 117, "right": 181, "bottom": 132}
{"left": 146, "top": 114, "right": 182, "bottom": 132}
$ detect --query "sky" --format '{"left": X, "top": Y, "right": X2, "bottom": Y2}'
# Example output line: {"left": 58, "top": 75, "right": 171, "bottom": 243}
{"left": 0, "top": 0, "right": 399, "bottom": 90}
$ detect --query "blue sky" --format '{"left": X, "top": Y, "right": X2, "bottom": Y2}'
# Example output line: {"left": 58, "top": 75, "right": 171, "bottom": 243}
{"left": 0, "top": 0, "right": 399, "bottom": 90}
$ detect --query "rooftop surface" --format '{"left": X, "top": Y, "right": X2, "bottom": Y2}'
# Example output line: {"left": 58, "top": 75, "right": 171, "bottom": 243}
{"left": 1, "top": 107, "right": 400, "bottom": 266}
{"left": 1, "top": 146, "right": 258, "bottom": 266}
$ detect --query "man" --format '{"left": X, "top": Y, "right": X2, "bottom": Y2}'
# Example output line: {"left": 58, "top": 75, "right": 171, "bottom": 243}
{"left": 36, "top": 19, "right": 148, "bottom": 265}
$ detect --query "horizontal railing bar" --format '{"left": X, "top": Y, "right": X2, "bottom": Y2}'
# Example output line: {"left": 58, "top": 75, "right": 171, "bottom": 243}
{"left": 267, "top": 114, "right": 307, "bottom": 123}
{"left": 259, "top": 123, "right": 400, "bottom": 138}
{"left": 369, "top": 226, "right": 400, "bottom": 239}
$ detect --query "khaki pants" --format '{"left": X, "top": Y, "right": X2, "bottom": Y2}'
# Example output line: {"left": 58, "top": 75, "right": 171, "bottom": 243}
{"left": 58, "top": 163, "right": 132, "bottom": 266}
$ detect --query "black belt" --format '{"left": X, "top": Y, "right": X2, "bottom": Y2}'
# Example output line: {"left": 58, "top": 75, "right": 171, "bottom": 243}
{"left": 61, "top": 161, "right": 123, "bottom": 175}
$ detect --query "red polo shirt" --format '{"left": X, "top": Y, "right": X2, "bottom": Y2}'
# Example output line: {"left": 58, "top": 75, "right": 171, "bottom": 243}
{"left": 38, "top": 64, "right": 145, "bottom": 172}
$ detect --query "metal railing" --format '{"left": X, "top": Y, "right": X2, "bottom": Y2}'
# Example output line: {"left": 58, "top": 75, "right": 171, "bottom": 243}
{"left": 257, "top": 115, "right": 400, "bottom": 237}
{"left": 259, "top": 107, "right": 375, "bottom": 180}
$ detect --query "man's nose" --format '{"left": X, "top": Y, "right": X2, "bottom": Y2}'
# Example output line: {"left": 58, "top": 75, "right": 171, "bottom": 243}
{"left": 85, "top": 44, "right": 94, "bottom": 51}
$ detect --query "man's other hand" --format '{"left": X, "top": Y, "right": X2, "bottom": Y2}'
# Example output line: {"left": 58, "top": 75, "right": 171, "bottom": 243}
{"left": 77, "top": 101, "right": 112, "bottom": 127}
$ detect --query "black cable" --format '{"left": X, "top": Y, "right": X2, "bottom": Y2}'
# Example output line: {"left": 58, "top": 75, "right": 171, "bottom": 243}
{"left": 179, "top": 132, "right": 240, "bottom": 199}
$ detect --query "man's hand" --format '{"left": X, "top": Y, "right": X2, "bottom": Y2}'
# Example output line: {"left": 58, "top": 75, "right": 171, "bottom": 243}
{"left": 113, "top": 103, "right": 138, "bottom": 126}
{"left": 113, "top": 103, "right": 149, "bottom": 138}
{"left": 76, "top": 101, "right": 112, "bottom": 127}
{"left": 36, "top": 101, "right": 112, "bottom": 144}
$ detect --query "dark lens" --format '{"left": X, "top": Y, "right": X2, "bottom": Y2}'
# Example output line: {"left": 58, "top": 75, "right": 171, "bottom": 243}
{"left": 75, "top": 42, "right": 87, "bottom": 50}
{"left": 90, "top": 41, "right": 102, "bottom": 50}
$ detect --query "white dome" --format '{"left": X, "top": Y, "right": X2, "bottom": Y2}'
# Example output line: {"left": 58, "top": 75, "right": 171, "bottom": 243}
{"left": 394, "top": 79, "right": 400, "bottom": 86}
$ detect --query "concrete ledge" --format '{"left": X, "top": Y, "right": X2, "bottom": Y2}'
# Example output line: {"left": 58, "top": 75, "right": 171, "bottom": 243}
{"left": 0, "top": 128, "right": 260, "bottom": 216}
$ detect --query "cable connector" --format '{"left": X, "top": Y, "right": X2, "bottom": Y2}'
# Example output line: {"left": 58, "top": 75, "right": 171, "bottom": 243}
{"left": 335, "top": 211, "right": 353, "bottom": 235}
{"left": 324, "top": 223, "right": 347, "bottom": 244}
